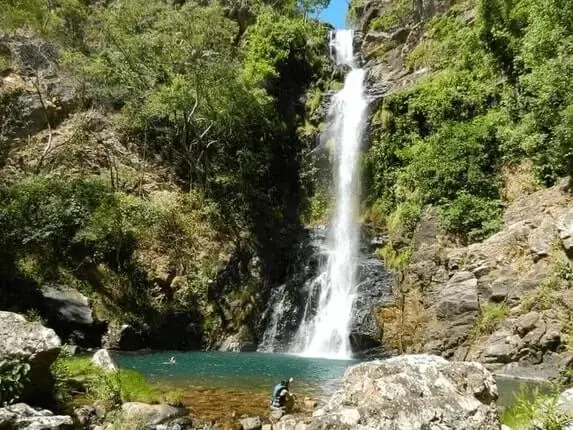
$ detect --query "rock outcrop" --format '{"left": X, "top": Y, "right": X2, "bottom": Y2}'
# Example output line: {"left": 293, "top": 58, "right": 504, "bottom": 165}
{"left": 91, "top": 349, "right": 118, "bottom": 372}
{"left": 103, "top": 322, "right": 148, "bottom": 351}
{"left": 218, "top": 326, "right": 257, "bottom": 352}
{"left": 398, "top": 180, "right": 573, "bottom": 379}
{"left": 40, "top": 284, "right": 107, "bottom": 348}
{"left": 0, "top": 311, "right": 61, "bottom": 403}
{"left": 0, "top": 403, "right": 73, "bottom": 429}
{"left": 350, "top": 254, "right": 394, "bottom": 352}
{"left": 0, "top": 34, "right": 78, "bottom": 136}
{"left": 275, "top": 355, "right": 501, "bottom": 430}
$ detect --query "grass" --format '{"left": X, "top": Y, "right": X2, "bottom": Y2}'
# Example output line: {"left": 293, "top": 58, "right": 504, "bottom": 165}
{"left": 469, "top": 302, "right": 510, "bottom": 340}
{"left": 501, "top": 385, "right": 571, "bottom": 430}
{"left": 521, "top": 251, "right": 573, "bottom": 313}
{"left": 51, "top": 353, "right": 183, "bottom": 411}
{"left": 500, "top": 159, "right": 539, "bottom": 203}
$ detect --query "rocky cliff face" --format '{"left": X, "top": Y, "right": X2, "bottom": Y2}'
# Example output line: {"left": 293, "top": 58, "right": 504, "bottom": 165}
{"left": 355, "top": 0, "right": 455, "bottom": 94}
{"left": 355, "top": 0, "right": 573, "bottom": 379}
{"left": 401, "top": 180, "right": 573, "bottom": 379}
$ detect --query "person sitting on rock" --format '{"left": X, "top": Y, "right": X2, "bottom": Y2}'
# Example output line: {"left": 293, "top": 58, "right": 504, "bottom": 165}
{"left": 270, "top": 377, "right": 294, "bottom": 412}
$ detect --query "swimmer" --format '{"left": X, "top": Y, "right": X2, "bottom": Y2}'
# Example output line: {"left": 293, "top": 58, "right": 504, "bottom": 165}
{"left": 163, "top": 356, "right": 176, "bottom": 364}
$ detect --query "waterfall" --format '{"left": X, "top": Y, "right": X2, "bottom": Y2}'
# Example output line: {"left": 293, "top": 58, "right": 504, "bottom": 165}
{"left": 291, "top": 30, "right": 369, "bottom": 359}
{"left": 257, "top": 284, "right": 289, "bottom": 352}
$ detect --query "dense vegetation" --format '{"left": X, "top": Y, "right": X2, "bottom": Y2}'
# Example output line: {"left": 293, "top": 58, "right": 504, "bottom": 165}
{"left": 0, "top": 0, "right": 331, "bottom": 345}
{"left": 360, "top": 0, "right": 573, "bottom": 246}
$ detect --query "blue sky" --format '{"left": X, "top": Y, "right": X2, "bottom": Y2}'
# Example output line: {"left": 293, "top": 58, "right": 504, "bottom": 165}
{"left": 316, "top": 0, "right": 348, "bottom": 29}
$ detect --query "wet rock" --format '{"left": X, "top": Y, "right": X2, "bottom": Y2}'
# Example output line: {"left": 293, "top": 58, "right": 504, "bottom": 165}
{"left": 120, "top": 403, "right": 187, "bottom": 427}
{"left": 0, "top": 403, "right": 73, "bottom": 429}
{"left": 91, "top": 349, "right": 118, "bottom": 372}
{"left": 0, "top": 311, "right": 61, "bottom": 403}
{"left": 103, "top": 321, "right": 147, "bottom": 350}
{"left": 239, "top": 416, "right": 262, "bottom": 430}
{"left": 308, "top": 355, "right": 500, "bottom": 430}
{"left": 218, "top": 327, "right": 257, "bottom": 352}
{"left": 349, "top": 256, "right": 394, "bottom": 352}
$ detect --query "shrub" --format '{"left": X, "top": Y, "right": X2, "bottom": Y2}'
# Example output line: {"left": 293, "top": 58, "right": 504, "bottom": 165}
{"left": 0, "top": 360, "right": 31, "bottom": 406}
{"left": 438, "top": 192, "right": 502, "bottom": 243}
{"left": 502, "top": 385, "right": 571, "bottom": 430}
{"left": 469, "top": 302, "right": 509, "bottom": 339}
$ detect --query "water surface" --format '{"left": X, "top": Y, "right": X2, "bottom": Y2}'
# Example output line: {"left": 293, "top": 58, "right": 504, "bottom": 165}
{"left": 116, "top": 351, "right": 551, "bottom": 419}
{"left": 116, "top": 351, "right": 357, "bottom": 399}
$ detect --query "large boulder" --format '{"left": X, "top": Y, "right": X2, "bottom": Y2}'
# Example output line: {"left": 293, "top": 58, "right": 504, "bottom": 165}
{"left": 308, "top": 355, "right": 501, "bottom": 430}
{"left": 0, "top": 312, "right": 61, "bottom": 403}
{"left": 0, "top": 403, "right": 73, "bottom": 429}
{"left": 40, "top": 285, "right": 107, "bottom": 347}
{"left": 91, "top": 349, "right": 118, "bottom": 372}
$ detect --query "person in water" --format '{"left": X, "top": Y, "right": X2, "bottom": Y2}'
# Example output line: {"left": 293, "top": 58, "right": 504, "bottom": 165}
{"left": 270, "top": 377, "right": 294, "bottom": 412}
{"left": 163, "top": 356, "right": 176, "bottom": 364}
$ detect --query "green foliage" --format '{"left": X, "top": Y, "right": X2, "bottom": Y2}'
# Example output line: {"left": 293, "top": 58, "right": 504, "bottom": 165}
{"left": 74, "top": 193, "right": 156, "bottom": 269}
{"left": 0, "top": 360, "right": 30, "bottom": 406}
{"left": 51, "top": 353, "right": 172, "bottom": 408}
{"left": 365, "top": 0, "right": 573, "bottom": 243}
{"left": 0, "top": 0, "right": 52, "bottom": 32}
{"left": 243, "top": 9, "right": 327, "bottom": 84}
{"left": 470, "top": 302, "right": 509, "bottom": 339}
{"left": 369, "top": 0, "right": 412, "bottom": 32}
{"left": 502, "top": 385, "right": 571, "bottom": 429}
{"left": 376, "top": 244, "right": 412, "bottom": 273}
{"left": 0, "top": 177, "right": 112, "bottom": 268}
{"left": 304, "top": 189, "right": 330, "bottom": 224}
{"left": 438, "top": 192, "right": 501, "bottom": 242}
{"left": 23, "top": 308, "right": 46, "bottom": 325}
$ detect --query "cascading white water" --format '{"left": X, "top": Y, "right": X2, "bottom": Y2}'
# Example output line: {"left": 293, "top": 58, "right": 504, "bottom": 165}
{"left": 292, "top": 30, "right": 368, "bottom": 359}
{"left": 257, "top": 284, "right": 289, "bottom": 352}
